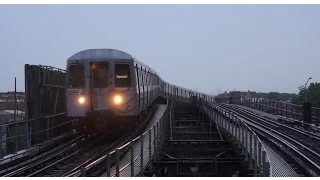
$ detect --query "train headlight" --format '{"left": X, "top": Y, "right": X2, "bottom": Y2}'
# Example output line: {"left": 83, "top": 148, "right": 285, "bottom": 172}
{"left": 79, "top": 97, "right": 85, "bottom": 104}
{"left": 114, "top": 95, "right": 123, "bottom": 105}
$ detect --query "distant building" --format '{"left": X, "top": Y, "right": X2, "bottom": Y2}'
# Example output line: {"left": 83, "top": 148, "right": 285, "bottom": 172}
{"left": 229, "top": 91, "right": 246, "bottom": 97}
{"left": 215, "top": 93, "right": 230, "bottom": 103}
{"left": 0, "top": 92, "right": 25, "bottom": 111}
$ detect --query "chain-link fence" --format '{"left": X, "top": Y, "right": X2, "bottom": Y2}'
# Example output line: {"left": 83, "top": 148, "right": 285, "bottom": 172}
{"left": 202, "top": 102, "right": 271, "bottom": 177}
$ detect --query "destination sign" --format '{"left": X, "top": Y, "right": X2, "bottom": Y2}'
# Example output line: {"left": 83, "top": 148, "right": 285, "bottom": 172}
{"left": 116, "top": 75, "right": 128, "bottom": 79}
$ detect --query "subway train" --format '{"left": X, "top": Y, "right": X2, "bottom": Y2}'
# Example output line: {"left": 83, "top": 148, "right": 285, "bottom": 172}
{"left": 65, "top": 49, "right": 215, "bottom": 133}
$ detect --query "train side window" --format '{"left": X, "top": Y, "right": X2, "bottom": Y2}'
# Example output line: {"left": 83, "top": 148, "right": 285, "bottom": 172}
{"left": 69, "top": 64, "right": 84, "bottom": 88}
{"left": 141, "top": 66, "right": 144, "bottom": 88}
{"left": 154, "top": 74, "right": 156, "bottom": 85}
{"left": 92, "top": 62, "right": 109, "bottom": 88}
{"left": 146, "top": 70, "right": 148, "bottom": 82}
{"left": 115, "top": 64, "right": 131, "bottom": 87}
{"left": 139, "top": 68, "right": 142, "bottom": 87}
{"left": 149, "top": 73, "right": 151, "bottom": 86}
{"left": 144, "top": 68, "right": 147, "bottom": 86}
{"left": 135, "top": 64, "right": 140, "bottom": 88}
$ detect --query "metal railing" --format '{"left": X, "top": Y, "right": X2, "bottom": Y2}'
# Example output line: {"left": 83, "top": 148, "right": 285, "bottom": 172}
{"left": 233, "top": 96, "right": 320, "bottom": 127}
{"left": 202, "top": 102, "right": 271, "bottom": 177}
{"left": 0, "top": 113, "right": 74, "bottom": 159}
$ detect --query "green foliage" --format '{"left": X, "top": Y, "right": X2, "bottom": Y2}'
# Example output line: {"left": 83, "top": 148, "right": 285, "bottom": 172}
{"left": 293, "top": 82, "right": 320, "bottom": 107}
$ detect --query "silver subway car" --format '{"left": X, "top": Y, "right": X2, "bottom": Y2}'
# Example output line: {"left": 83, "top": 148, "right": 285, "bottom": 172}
{"left": 66, "top": 49, "right": 135, "bottom": 116}
{"left": 66, "top": 49, "right": 162, "bottom": 133}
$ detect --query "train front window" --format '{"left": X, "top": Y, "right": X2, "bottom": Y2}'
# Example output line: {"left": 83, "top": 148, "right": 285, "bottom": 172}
{"left": 69, "top": 64, "right": 84, "bottom": 88}
{"left": 92, "top": 62, "right": 109, "bottom": 88}
{"left": 115, "top": 64, "right": 131, "bottom": 87}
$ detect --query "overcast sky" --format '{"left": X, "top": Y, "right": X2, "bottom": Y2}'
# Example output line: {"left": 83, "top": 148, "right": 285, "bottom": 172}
{"left": 0, "top": 5, "right": 319, "bottom": 94}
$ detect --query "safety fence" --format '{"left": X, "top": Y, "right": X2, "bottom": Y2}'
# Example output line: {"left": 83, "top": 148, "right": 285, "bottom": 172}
{"left": 202, "top": 102, "right": 271, "bottom": 177}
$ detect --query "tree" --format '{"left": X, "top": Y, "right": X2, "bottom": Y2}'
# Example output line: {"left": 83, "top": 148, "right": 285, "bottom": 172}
{"left": 293, "top": 82, "right": 320, "bottom": 107}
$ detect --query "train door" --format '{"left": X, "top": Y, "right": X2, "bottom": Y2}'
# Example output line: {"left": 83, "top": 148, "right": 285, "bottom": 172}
{"left": 90, "top": 61, "right": 111, "bottom": 111}
{"left": 66, "top": 63, "right": 86, "bottom": 117}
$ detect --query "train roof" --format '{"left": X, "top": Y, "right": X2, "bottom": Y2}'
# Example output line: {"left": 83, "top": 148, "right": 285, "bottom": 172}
{"left": 67, "top": 49, "right": 133, "bottom": 61}
{"left": 67, "top": 48, "right": 159, "bottom": 75}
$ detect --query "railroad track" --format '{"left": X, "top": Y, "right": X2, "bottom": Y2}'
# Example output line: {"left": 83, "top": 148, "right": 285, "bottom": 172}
{"left": 65, "top": 104, "right": 159, "bottom": 177}
{"left": 1, "top": 103, "right": 159, "bottom": 177}
{"left": 217, "top": 104, "right": 320, "bottom": 177}
{"left": 61, "top": 131, "right": 132, "bottom": 177}
{"left": 0, "top": 132, "right": 112, "bottom": 177}
{"left": 0, "top": 131, "right": 81, "bottom": 175}
{"left": 27, "top": 132, "right": 115, "bottom": 177}
{"left": 220, "top": 104, "right": 320, "bottom": 153}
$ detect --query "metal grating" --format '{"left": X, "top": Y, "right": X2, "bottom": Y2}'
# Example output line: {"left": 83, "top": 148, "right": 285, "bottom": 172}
{"left": 262, "top": 143, "right": 298, "bottom": 177}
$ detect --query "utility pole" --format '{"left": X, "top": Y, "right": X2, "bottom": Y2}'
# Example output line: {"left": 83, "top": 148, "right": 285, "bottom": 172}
{"left": 304, "top": 77, "right": 312, "bottom": 102}
{"left": 14, "top": 77, "right": 17, "bottom": 121}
